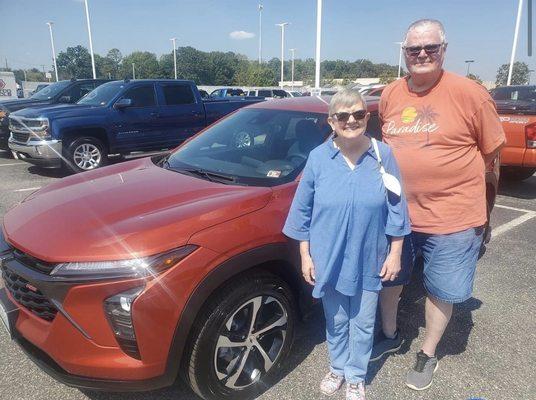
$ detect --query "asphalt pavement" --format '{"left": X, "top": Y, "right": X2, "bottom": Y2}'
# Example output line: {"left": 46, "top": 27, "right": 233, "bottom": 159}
{"left": 0, "top": 150, "right": 535, "bottom": 400}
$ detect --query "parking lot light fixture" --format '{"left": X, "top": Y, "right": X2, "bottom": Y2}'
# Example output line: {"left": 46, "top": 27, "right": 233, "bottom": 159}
{"left": 315, "top": 0, "right": 322, "bottom": 91}
{"left": 132, "top": 63, "right": 135, "bottom": 79}
{"left": 290, "top": 48, "right": 296, "bottom": 89}
{"left": 83, "top": 0, "right": 97, "bottom": 79}
{"left": 276, "top": 22, "right": 290, "bottom": 88}
{"left": 508, "top": 0, "right": 524, "bottom": 85}
{"left": 170, "top": 37, "right": 177, "bottom": 79}
{"left": 395, "top": 41, "right": 403, "bottom": 78}
{"left": 46, "top": 22, "right": 59, "bottom": 82}
{"left": 258, "top": 4, "right": 263, "bottom": 63}
{"left": 465, "top": 60, "right": 475, "bottom": 76}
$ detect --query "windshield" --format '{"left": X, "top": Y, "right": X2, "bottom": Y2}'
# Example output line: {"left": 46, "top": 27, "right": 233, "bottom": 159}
{"left": 77, "top": 81, "right": 126, "bottom": 106}
{"left": 30, "top": 81, "right": 71, "bottom": 100}
{"left": 166, "top": 108, "right": 331, "bottom": 186}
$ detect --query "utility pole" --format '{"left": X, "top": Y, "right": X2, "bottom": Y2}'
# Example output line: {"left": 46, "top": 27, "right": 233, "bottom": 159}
{"left": 276, "top": 22, "right": 289, "bottom": 88}
{"left": 258, "top": 4, "right": 263, "bottom": 63}
{"left": 46, "top": 22, "right": 59, "bottom": 81}
{"left": 132, "top": 63, "right": 136, "bottom": 79}
{"left": 289, "top": 48, "right": 296, "bottom": 89}
{"left": 395, "top": 42, "right": 403, "bottom": 78}
{"left": 508, "top": 0, "right": 524, "bottom": 85}
{"left": 83, "top": 0, "right": 97, "bottom": 79}
{"left": 314, "top": 0, "right": 322, "bottom": 91}
{"left": 170, "top": 37, "right": 177, "bottom": 79}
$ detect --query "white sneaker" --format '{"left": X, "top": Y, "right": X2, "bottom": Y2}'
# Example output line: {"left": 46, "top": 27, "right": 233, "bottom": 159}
{"left": 319, "top": 372, "right": 344, "bottom": 396}
{"left": 346, "top": 381, "right": 366, "bottom": 400}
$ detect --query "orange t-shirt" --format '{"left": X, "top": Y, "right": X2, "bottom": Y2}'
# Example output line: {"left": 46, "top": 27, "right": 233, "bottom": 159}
{"left": 379, "top": 71, "right": 505, "bottom": 234}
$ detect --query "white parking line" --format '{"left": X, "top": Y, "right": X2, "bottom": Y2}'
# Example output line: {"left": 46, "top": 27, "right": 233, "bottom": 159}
{"left": 495, "top": 204, "right": 535, "bottom": 213}
{"left": 492, "top": 206, "right": 536, "bottom": 238}
{"left": 13, "top": 187, "right": 41, "bottom": 192}
{"left": 0, "top": 163, "right": 24, "bottom": 167}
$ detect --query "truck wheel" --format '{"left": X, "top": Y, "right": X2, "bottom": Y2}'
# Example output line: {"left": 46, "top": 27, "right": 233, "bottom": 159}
{"left": 500, "top": 167, "right": 536, "bottom": 181}
{"left": 184, "top": 272, "right": 296, "bottom": 400}
{"left": 64, "top": 137, "right": 107, "bottom": 173}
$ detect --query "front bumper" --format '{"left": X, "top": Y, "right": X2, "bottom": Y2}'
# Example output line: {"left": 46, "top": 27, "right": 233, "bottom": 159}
{"left": 8, "top": 138, "right": 62, "bottom": 168}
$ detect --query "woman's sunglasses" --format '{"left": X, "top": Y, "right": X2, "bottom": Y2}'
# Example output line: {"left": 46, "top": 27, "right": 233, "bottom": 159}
{"left": 332, "top": 110, "right": 367, "bottom": 123}
{"left": 403, "top": 43, "right": 443, "bottom": 57}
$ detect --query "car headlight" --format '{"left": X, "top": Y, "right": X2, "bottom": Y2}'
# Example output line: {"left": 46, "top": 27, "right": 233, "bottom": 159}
{"left": 50, "top": 245, "right": 198, "bottom": 278}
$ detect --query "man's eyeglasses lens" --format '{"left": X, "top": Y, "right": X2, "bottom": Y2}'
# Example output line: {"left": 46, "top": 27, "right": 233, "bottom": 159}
{"left": 333, "top": 110, "right": 367, "bottom": 122}
{"left": 405, "top": 44, "right": 442, "bottom": 57}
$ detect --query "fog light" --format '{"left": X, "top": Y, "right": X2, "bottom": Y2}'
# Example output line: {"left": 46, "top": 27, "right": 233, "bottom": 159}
{"left": 104, "top": 286, "right": 144, "bottom": 359}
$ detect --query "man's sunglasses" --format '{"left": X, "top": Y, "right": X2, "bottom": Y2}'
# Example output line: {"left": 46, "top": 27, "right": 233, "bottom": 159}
{"left": 403, "top": 43, "right": 444, "bottom": 57}
{"left": 332, "top": 110, "right": 367, "bottom": 123}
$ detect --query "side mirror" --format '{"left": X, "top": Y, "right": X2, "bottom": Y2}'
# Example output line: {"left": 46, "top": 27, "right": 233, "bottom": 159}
{"left": 114, "top": 98, "right": 133, "bottom": 109}
{"left": 58, "top": 95, "right": 71, "bottom": 103}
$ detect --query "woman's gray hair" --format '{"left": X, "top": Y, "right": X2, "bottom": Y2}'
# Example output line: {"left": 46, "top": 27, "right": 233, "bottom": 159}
{"left": 328, "top": 89, "right": 367, "bottom": 116}
{"left": 403, "top": 19, "right": 447, "bottom": 46}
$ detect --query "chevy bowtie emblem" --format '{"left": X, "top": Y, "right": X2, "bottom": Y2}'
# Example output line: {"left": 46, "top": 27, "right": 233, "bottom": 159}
{"left": 25, "top": 283, "right": 38, "bottom": 292}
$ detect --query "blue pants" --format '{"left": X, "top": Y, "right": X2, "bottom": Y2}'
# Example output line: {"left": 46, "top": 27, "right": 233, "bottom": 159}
{"left": 321, "top": 287, "right": 379, "bottom": 384}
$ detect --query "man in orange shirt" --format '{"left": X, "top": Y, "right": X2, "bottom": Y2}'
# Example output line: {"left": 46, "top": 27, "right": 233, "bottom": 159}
{"left": 372, "top": 19, "right": 505, "bottom": 390}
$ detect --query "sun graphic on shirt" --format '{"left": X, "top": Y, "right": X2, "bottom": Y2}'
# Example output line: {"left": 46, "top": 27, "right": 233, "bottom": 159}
{"left": 401, "top": 107, "right": 418, "bottom": 123}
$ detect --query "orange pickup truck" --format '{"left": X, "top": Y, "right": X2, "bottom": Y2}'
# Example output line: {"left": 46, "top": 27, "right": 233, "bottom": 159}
{"left": 490, "top": 85, "right": 536, "bottom": 181}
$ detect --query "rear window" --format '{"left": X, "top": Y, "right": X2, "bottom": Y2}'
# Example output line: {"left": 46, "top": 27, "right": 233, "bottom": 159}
{"left": 162, "top": 84, "right": 195, "bottom": 105}
{"left": 258, "top": 90, "right": 272, "bottom": 97}
{"left": 491, "top": 87, "right": 536, "bottom": 102}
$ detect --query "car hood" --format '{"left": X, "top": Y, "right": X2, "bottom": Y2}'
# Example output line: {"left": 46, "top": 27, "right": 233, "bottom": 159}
{"left": 3, "top": 158, "right": 272, "bottom": 262}
{"left": 10, "top": 104, "right": 101, "bottom": 120}
{"left": 0, "top": 98, "right": 52, "bottom": 113}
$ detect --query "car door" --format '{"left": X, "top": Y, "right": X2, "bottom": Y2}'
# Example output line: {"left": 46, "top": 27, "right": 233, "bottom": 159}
{"left": 156, "top": 82, "right": 205, "bottom": 147}
{"left": 110, "top": 83, "right": 162, "bottom": 153}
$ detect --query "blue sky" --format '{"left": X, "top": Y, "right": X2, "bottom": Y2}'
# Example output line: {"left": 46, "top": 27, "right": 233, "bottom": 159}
{"left": 1, "top": 0, "right": 534, "bottom": 82}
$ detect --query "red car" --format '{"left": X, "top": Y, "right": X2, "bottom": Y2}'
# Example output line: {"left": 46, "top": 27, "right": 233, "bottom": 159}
{"left": 0, "top": 97, "right": 498, "bottom": 400}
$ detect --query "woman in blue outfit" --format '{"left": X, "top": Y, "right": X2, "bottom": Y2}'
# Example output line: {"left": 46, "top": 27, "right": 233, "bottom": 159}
{"left": 283, "top": 89, "right": 411, "bottom": 400}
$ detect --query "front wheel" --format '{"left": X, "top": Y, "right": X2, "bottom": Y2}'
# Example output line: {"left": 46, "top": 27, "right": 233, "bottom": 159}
{"left": 64, "top": 137, "right": 108, "bottom": 173}
{"left": 184, "top": 272, "right": 297, "bottom": 400}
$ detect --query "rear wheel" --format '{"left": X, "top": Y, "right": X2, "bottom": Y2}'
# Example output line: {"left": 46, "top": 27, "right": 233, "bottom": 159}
{"left": 500, "top": 166, "right": 536, "bottom": 181}
{"left": 64, "top": 137, "right": 107, "bottom": 173}
{"left": 184, "top": 272, "right": 296, "bottom": 400}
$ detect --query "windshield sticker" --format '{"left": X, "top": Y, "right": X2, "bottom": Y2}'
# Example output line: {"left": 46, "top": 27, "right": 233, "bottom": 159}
{"left": 267, "top": 170, "right": 281, "bottom": 178}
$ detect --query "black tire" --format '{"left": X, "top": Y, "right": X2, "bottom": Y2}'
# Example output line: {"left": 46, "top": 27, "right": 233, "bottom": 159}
{"left": 500, "top": 167, "right": 536, "bottom": 181}
{"left": 64, "top": 136, "right": 108, "bottom": 173}
{"left": 183, "top": 271, "right": 297, "bottom": 400}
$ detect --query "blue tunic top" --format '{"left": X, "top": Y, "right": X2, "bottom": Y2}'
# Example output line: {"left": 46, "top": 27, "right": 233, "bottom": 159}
{"left": 283, "top": 136, "right": 411, "bottom": 298}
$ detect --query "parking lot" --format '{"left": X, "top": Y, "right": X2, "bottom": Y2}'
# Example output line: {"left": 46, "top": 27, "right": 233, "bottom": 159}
{"left": 0, "top": 150, "right": 535, "bottom": 400}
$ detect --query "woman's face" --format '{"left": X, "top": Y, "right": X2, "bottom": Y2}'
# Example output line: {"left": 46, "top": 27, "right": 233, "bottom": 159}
{"left": 328, "top": 101, "right": 370, "bottom": 140}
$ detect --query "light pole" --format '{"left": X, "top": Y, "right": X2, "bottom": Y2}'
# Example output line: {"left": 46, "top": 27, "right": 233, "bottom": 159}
{"left": 132, "top": 63, "right": 136, "bottom": 79}
{"left": 508, "top": 0, "right": 524, "bottom": 85}
{"left": 395, "top": 41, "right": 403, "bottom": 78}
{"left": 314, "top": 0, "right": 322, "bottom": 91}
{"left": 258, "top": 4, "right": 263, "bottom": 63}
{"left": 465, "top": 60, "right": 475, "bottom": 76}
{"left": 170, "top": 37, "right": 177, "bottom": 79}
{"left": 276, "top": 22, "right": 289, "bottom": 88}
{"left": 46, "top": 22, "right": 59, "bottom": 82}
{"left": 289, "top": 48, "right": 296, "bottom": 89}
{"left": 529, "top": 69, "right": 535, "bottom": 84}
{"left": 83, "top": 0, "right": 96, "bottom": 79}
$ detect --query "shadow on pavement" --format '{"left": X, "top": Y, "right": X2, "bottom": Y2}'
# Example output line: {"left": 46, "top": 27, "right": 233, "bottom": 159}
{"left": 498, "top": 175, "right": 536, "bottom": 200}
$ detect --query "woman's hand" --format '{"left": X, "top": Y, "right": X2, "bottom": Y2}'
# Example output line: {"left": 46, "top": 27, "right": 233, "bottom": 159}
{"left": 301, "top": 256, "right": 316, "bottom": 285}
{"left": 380, "top": 252, "right": 401, "bottom": 282}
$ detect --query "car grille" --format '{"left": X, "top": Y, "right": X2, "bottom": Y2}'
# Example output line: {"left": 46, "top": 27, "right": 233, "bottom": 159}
{"left": 1, "top": 265, "right": 57, "bottom": 321}
{"left": 11, "top": 248, "right": 55, "bottom": 274}
{"left": 11, "top": 131, "right": 29, "bottom": 142}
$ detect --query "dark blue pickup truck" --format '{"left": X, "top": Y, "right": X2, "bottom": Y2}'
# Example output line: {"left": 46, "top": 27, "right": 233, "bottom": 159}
{"left": 8, "top": 80, "right": 263, "bottom": 172}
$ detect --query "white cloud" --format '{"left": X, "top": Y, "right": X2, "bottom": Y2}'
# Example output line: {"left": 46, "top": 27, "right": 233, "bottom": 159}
{"left": 229, "top": 31, "right": 255, "bottom": 40}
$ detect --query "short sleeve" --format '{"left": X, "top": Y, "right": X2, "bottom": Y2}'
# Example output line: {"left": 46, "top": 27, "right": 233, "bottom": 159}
{"left": 472, "top": 99, "right": 506, "bottom": 155}
{"left": 282, "top": 156, "right": 316, "bottom": 241}
{"left": 382, "top": 146, "right": 411, "bottom": 237}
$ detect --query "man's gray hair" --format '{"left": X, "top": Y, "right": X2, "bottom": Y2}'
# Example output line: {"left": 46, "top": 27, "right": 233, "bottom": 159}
{"left": 328, "top": 89, "right": 367, "bottom": 116}
{"left": 403, "top": 19, "right": 447, "bottom": 46}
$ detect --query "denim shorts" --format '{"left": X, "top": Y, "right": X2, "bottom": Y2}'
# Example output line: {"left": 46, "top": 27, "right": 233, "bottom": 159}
{"left": 383, "top": 226, "right": 484, "bottom": 304}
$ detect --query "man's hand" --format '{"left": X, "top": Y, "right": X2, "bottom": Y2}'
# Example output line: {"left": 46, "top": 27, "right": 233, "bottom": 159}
{"left": 380, "top": 252, "right": 401, "bottom": 282}
{"left": 301, "top": 256, "right": 316, "bottom": 285}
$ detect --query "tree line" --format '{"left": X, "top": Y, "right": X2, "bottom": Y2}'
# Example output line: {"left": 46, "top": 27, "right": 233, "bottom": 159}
{"left": 3, "top": 45, "right": 532, "bottom": 87}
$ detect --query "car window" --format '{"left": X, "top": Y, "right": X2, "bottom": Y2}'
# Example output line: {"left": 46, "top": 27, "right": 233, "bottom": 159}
{"left": 210, "top": 89, "right": 221, "bottom": 98}
{"left": 258, "top": 90, "right": 271, "bottom": 97}
{"left": 30, "top": 80, "right": 71, "bottom": 100}
{"left": 121, "top": 85, "right": 156, "bottom": 107}
{"left": 272, "top": 90, "right": 287, "bottom": 98}
{"left": 162, "top": 84, "right": 195, "bottom": 105}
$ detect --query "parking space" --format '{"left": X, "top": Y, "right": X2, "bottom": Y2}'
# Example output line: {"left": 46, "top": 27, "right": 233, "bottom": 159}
{"left": 0, "top": 156, "right": 535, "bottom": 400}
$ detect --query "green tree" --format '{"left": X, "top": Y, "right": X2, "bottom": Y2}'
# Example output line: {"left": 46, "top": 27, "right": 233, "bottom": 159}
{"left": 378, "top": 72, "right": 397, "bottom": 85}
{"left": 235, "top": 62, "right": 277, "bottom": 86}
{"left": 495, "top": 61, "right": 530, "bottom": 86}
{"left": 120, "top": 51, "right": 160, "bottom": 79}
{"left": 467, "top": 73, "right": 482, "bottom": 84}
{"left": 56, "top": 45, "right": 93, "bottom": 79}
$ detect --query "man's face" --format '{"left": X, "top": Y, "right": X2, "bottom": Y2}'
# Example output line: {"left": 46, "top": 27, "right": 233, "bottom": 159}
{"left": 404, "top": 26, "right": 446, "bottom": 77}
